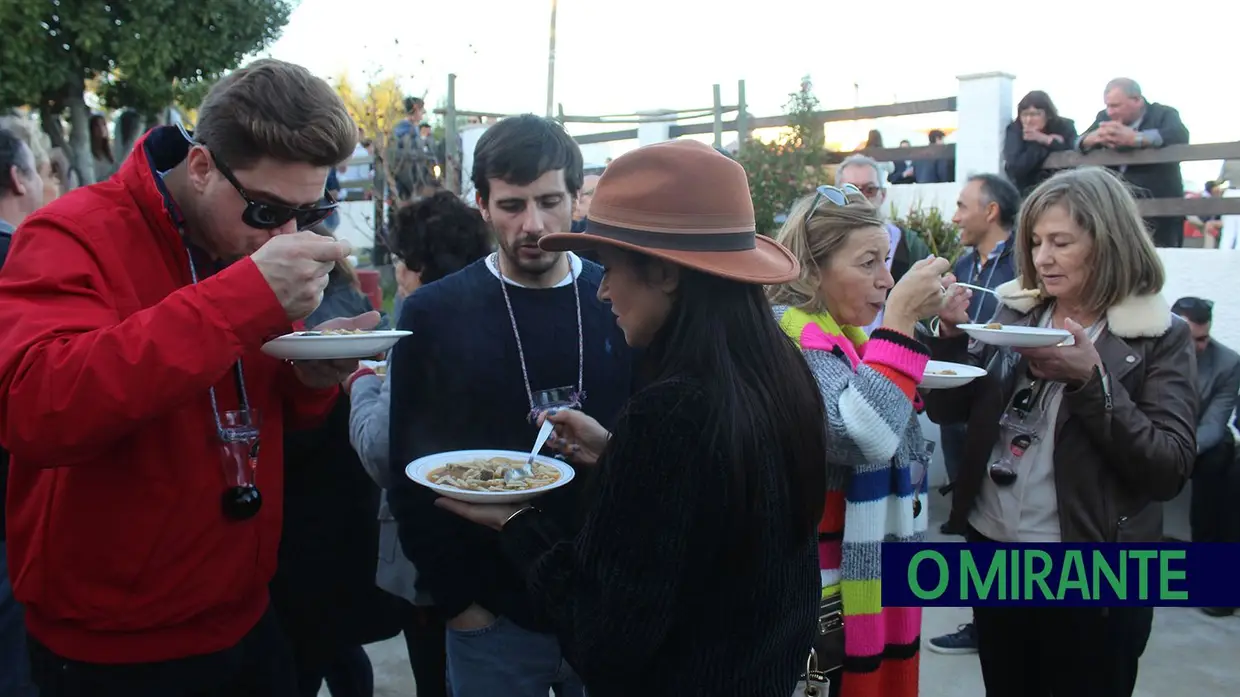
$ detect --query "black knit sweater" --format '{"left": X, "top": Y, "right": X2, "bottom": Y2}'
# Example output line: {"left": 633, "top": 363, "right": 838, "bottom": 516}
{"left": 500, "top": 378, "right": 819, "bottom": 697}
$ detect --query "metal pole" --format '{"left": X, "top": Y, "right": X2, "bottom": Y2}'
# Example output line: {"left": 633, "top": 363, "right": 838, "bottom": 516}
{"left": 445, "top": 74, "right": 459, "bottom": 195}
{"left": 545, "top": 0, "right": 558, "bottom": 118}
{"left": 736, "top": 80, "right": 749, "bottom": 155}
{"left": 712, "top": 84, "right": 723, "bottom": 149}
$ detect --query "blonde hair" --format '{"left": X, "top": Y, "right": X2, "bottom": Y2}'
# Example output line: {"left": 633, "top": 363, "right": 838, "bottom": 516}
{"left": 1016, "top": 167, "right": 1164, "bottom": 318}
{"left": 767, "top": 192, "right": 886, "bottom": 313}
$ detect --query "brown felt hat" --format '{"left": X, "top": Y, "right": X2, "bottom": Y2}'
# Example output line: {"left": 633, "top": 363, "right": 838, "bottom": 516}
{"left": 539, "top": 139, "right": 799, "bottom": 285}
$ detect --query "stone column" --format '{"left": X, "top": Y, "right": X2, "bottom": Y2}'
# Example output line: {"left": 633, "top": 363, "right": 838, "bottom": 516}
{"left": 955, "top": 72, "right": 1015, "bottom": 181}
{"left": 636, "top": 109, "right": 675, "bottom": 146}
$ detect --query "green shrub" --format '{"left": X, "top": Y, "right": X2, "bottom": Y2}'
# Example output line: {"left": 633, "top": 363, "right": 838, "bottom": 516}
{"left": 889, "top": 200, "right": 964, "bottom": 264}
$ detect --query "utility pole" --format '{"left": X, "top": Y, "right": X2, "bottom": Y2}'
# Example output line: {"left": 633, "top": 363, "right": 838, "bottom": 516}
{"left": 545, "top": 0, "right": 558, "bottom": 118}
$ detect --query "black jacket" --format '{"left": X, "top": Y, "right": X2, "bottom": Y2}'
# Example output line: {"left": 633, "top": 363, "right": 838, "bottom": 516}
{"left": 1080, "top": 101, "right": 1189, "bottom": 204}
{"left": 1003, "top": 118, "right": 1078, "bottom": 195}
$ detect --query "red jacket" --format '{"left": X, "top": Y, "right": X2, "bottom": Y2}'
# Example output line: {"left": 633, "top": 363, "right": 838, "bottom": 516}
{"left": 0, "top": 128, "right": 339, "bottom": 663}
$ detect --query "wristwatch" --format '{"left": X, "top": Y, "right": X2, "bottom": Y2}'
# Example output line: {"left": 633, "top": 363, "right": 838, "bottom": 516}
{"left": 1133, "top": 132, "right": 1146, "bottom": 148}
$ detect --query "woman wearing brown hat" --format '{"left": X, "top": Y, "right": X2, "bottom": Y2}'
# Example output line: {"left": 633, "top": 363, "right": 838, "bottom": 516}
{"left": 768, "top": 186, "right": 955, "bottom": 697}
{"left": 437, "top": 139, "right": 828, "bottom": 695}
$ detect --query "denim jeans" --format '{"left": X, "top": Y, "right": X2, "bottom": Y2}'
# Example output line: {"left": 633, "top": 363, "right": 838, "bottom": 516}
{"left": 939, "top": 422, "right": 968, "bottom": 484}
{"left": 0, "top": 541, "right": 36, "bottom": 697}
{"left": 445, "top": 615, "right": 583, "bottom": 697}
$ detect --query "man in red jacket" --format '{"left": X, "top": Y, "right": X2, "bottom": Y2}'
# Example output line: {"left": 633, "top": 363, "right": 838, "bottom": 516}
{"left": 0, "top": 59, "right": 376, "bottom": 696}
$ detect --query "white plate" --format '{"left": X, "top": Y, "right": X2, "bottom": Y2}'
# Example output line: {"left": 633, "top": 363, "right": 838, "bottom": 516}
{"left": 921, "top": 360, "right": 987, "bottom": 390}
{"left": 260, "top": 330, "right": 411, "bottom": 360}
{"left": 958, "top": 324, "right": 1071, "bottom": 348}
{"left": 405, "top": 449, "right": 576, "bottom": 504}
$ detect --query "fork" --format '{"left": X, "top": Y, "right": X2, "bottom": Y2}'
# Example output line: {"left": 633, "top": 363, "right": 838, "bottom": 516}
{"left": 505, "top": 418, "right": 555, "bottom": 483}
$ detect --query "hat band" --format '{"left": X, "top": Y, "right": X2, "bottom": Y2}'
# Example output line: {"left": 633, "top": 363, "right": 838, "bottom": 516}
{"left": 586, "top": 220, "right": 756, "bottom": 252}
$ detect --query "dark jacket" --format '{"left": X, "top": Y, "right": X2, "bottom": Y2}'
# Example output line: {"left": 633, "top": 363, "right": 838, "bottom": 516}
{"left": 888, "top": 161, "right": 915, "bottom": 185}
{"left": 0, "top": 220, "right": 10, "bottom": 542}
{"left": 890, "top": 224, "right": 932, "bottom": 284}
{"left": 951, "top": 233, "right": 1018, "bottom": 325}
{"left": 1079, "top": 101, "right": 1189, "bottom": 203}
{"left": 272, "top": 282, "right": 401, "bottom": 663}
{"left": 1003, "top": 118, "right": 1078, "bottom": 195}
{"left": 499, "top": 378, "right": 818, "bottom": 697}
{"left": 922, "top": 281, "right": 1198, "bottom": 543}
{"left": 913, "top": 157, "right": 951, "bottom": 184}
{"left": 272, "top": 395, "right": 403, "bottom": 664}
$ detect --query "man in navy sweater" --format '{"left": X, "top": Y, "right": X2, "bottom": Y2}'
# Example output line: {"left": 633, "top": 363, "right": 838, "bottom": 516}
{"left": 386, "top": 115, "right": 632, "bottom": 697}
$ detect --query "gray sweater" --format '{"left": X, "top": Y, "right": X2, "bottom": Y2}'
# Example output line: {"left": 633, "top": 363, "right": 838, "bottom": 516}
{"left": 349, "top": 372, "right": 431, "bottom": 605}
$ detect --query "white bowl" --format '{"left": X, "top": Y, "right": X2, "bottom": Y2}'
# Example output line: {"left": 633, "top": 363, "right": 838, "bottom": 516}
{"left": 921, "top": 360, "right": 988, "bottom": 390}
{"left": 260, "top": 330, "right": 411, "bottom": 360}
{"left": 958, "top": 323, "right": 1072, "bottom": 348}
{"left": 405, "top": 449, "right": 576, "bottom": 504}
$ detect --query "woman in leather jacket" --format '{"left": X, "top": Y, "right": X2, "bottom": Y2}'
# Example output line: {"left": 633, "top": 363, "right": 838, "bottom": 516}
{"left": 923, "top": 166, "right": 1197, "bottom": 697}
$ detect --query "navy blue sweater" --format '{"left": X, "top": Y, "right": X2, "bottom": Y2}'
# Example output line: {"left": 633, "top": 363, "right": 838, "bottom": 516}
{"left": 386, "top": 258, "right": 632, "bottom": 630}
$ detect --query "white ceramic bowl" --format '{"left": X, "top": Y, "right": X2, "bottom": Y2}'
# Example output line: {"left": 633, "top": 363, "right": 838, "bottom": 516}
{"left": 260, "top": 330, "right": 411, "bottom": 360}
{"left": 405, "top": 449, "right": 576, "bottom": 504}
{"left": 921, "top": 360, "right": 988, "bottom": 390}
{"left": 958, "top": 324, "right": 1072, "bottom": 348}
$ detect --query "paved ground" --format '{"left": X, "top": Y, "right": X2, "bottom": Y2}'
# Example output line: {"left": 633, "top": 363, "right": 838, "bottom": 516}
{"left": 340, "top": 474, "right": 1239, "bottom": 697}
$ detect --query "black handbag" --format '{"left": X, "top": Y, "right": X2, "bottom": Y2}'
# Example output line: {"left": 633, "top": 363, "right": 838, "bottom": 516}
{"left": 813, "top": 594, "right": 845, "bottom": 673}
{"left": 795, "top": 595, "right": 844, "bottom": 696}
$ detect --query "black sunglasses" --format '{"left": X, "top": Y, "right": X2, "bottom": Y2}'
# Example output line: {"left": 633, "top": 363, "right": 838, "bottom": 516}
{"left": 804, "top": 184, "right": 868, "bottom": 224}
{"left": 210, "top": 152, "right": 337, "bottom": 231}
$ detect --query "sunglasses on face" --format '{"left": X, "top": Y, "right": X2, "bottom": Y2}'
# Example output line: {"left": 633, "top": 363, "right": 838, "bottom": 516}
{"left": 210, "top": 151, "right": 337, "bottom": 231}
{"left": 804, "top": 184, "right": 868, "bottom": 224}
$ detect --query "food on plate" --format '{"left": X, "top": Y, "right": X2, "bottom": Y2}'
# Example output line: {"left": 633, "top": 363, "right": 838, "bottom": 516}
{"left": 297, "top": 329, "right": 375, "bottom": 336}
{"left": 928, "top": 368, "right": 958, "bottom": 375}
{"left": 984, "top": 322, "right": 1004, "bottom": 330}
{"left": 427, "top": 457, "right": 561, "bottom": 492}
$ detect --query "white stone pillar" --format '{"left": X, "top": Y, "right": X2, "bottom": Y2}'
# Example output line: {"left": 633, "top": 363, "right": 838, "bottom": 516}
{"left": 458, "top": 124, "right": 490, "bottom": 207}
{"left": 954, "top": 72, "right": 1015, "bottom": 182}
{"left": 637, "top": 109, "right": 675, "bottom": 146}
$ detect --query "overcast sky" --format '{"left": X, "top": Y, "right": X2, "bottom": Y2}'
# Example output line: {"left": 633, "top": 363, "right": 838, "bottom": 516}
{"left": 266, "top": 0, "right": 1238, "bottom": 187}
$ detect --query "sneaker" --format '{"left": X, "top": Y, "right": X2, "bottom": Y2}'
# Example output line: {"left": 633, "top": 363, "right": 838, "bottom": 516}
{"left": 927, "top": 623, "right": 977, "bottom": 654}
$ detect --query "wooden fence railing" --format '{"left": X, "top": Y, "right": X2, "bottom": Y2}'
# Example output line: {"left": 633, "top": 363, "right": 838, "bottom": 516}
{"left": 1042, "top": 142, "right": 1240, "bottom": 218}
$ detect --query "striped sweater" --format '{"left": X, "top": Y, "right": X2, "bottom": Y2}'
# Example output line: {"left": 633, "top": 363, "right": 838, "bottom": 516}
{"left": 774, "top": 306, "right": 929, "bottom": 697}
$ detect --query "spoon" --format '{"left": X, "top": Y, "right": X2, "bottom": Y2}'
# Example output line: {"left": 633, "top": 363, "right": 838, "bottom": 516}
{"left": 505, "top": 418, "right": 555, "bottom": 483}
{"left": 951, "top": 282, "right": 998, "bottom": 297}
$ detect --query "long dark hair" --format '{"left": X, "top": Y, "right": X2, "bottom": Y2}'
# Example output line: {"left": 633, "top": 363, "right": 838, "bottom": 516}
{"left": 632, "top": 253, "right": 827, "bottom": 556}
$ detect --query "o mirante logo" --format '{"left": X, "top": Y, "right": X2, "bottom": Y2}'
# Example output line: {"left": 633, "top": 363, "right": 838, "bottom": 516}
{"left": 880, "top": 543, "right": 1240, "bottom": 608}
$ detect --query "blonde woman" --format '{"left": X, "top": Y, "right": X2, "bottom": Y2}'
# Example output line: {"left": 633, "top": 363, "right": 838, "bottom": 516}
{"left": 769, "top": 185, "right": 954, "bottom": 697}
{"left": 923, "top": 166, "right": 1196, "bottom": 697}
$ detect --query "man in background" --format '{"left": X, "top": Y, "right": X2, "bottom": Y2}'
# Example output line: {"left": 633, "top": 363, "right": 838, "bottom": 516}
{"left": 570, "top": 174, "right": 599, "bottom": 233}
{"left": 1078, "top": 78, "right": 1189, "bottom": 248}
{"left": 914, "top": 130, "right": 951, "bottom": 184}
{"left": 834, "top": 154, "right": 931, "bottom": 334}
{"left": 1171, "top": 297, "right": 1240, "bottom": 617}
{"left": 0, "top": 125, "right": 44, "bottom": 697}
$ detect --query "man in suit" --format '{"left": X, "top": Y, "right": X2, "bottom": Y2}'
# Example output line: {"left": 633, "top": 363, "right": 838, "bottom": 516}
{"left": 1078, "top": 78, "right": 1189, "bottom": 247}
{"left": 1172, "top": 297, "right": 1240, "bottom": 617}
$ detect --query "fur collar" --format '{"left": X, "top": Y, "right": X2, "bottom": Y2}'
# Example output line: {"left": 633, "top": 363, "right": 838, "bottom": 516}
{"left": 993, "top": 279, "right": 1172, "bottom": 339}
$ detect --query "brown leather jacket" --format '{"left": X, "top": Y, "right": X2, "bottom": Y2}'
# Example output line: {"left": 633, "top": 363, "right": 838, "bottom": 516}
{"left": 922, "top": 282, "right": 1198, "bottom": 543}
